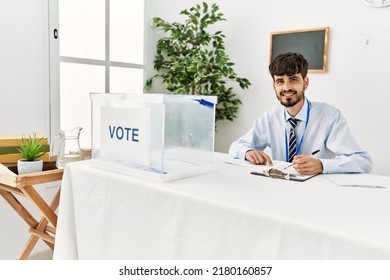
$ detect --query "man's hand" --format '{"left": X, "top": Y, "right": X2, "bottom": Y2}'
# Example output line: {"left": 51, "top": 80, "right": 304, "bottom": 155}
{"left": 245, "top": 150, "right": 273, "bottom": 165}
{"left": 292, "top": 155, "right": 323, "bottom": 175}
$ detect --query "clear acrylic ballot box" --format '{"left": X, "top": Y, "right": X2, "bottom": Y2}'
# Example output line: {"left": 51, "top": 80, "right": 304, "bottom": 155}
{"left": 90, "top": 93, "right": 217, "bottom": 182}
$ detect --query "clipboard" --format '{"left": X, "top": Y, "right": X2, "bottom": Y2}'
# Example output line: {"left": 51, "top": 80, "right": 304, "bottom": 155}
{"left": 250, "top": 168, "right": 318, "bottom": 182}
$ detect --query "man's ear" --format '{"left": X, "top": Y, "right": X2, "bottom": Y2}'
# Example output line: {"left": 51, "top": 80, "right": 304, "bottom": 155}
{"left": 304, "top": 77, "right": 309, "bottom": 89}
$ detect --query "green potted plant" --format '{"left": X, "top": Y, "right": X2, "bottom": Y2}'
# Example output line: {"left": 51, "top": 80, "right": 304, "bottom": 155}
{"left": 145, "top": 2, "right": 251, "bottom": 123}
{"left": 17, "top": 133, "right": 47, "bottom": 174}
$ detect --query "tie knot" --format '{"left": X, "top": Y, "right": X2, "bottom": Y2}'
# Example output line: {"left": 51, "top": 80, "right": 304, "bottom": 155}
{"left": 288, "top": 118, "right": 298, "bottom": 128}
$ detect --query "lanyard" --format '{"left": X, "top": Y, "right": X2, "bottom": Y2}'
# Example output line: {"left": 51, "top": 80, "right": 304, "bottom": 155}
{"left": 284, "top": 98, "right": 311, "bottom": 162}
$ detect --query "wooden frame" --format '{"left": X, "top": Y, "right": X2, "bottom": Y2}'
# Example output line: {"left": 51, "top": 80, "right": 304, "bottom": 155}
{"left": 270, "top": 27, "right": 329, "bottom": 73}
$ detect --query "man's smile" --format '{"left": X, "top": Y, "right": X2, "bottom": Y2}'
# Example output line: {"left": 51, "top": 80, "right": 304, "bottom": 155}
{"left": 281, "top": 91, "right": 296, "bottom": 97}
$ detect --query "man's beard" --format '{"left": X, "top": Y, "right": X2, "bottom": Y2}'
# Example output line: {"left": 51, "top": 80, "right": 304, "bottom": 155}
{"left": 278, "top": 90, "right": 304, "bottom": 108}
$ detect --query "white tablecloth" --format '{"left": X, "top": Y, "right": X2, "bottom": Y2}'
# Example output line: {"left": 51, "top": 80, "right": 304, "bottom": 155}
{"left": 53, "top": 153, "right": 390, "bottom": 260}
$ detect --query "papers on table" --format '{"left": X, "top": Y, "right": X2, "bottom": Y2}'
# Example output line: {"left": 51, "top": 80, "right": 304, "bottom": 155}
{"left": 250, "top": 161, "right": 318, "bottom": 182}
{"left": 325, "top": 174, "right": 387, "bottom": 188}
{"left": 271, "top": 163, "right": 386, "bottom": 187}
{"left": 224, "top": 158, "right": 254, "bottom": 167}
{"left": 225, "top": 159, "right": 289, "bottom": 169}
{"left": 225, "top": 159, "right": 317, "bottom": 181}
{"left": 225, "top": 159, "right": 388, "bottom": 187}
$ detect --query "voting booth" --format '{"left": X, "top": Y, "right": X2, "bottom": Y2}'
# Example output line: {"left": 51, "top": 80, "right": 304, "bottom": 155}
{"left": 90, "top": 93, "right": 217, "bottom": 182}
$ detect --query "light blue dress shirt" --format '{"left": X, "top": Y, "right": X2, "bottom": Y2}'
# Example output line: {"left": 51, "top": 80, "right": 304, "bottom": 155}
{"left": 229, "top": 98, "right": 373, "bottom": 173}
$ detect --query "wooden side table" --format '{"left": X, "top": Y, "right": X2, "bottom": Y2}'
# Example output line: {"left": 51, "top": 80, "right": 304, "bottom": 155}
{"left": 0, "top": 161, "right": 63, "bottom": 259}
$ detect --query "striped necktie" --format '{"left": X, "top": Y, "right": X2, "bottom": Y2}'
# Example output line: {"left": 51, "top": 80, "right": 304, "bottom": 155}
{"left": 288, "top": 118, "right": 299, "bottom": 162}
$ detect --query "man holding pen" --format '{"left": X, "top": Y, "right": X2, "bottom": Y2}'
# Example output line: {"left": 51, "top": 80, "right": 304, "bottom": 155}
{"left": 229, "top": 52, "right": 372, "bottom": 175}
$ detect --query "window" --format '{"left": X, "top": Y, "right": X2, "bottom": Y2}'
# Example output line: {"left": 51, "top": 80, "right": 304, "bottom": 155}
{"left": 49, "top": 0, "right": 146, "bottom": 148}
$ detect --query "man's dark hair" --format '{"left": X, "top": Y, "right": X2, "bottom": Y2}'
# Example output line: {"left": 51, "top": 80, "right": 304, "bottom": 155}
{"left": 269, "top": 52, "right": 309, "bottom": 80}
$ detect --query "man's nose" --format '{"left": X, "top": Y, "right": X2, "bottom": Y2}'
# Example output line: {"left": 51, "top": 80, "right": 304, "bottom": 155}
{"left": 282, "top": 81, "right": 292, "bottom": 90}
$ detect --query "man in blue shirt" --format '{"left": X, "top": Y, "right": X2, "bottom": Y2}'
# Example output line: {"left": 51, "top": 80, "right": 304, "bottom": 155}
{"left": 229, "top": 52, "right": 372, "bottom": 175}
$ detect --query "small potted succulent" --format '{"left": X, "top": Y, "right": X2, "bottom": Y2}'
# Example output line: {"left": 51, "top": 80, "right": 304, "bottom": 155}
{"left": 17, "top": 133, "right": 47, "bottom": 174}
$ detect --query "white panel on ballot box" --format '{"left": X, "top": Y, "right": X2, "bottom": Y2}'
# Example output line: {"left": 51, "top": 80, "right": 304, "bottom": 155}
{"left": 90, "top": 93, "right": 217, "bottom": 182}
{"left": 100, "top": 106, "right": 151, "bottom": 166}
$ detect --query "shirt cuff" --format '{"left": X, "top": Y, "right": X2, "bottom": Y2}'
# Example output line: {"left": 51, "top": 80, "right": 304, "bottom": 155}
{"left": 320, "top": 159, "right": 336, "bottom": 174}
{"left": 239, "top": 147, "right": 252, "bottom": 160}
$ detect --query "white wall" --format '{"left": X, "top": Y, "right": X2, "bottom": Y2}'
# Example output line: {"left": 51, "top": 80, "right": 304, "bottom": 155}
{"left": 0, "top": 0, "right": 50, "bottom": 135}
{"left": 147, "top": 0, "right": 390, "bottom": 176}
{"left": 0, "top": 0, "right": 51, "bottom": 259}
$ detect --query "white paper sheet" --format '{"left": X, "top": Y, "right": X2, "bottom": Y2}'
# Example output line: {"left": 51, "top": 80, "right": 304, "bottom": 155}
{"left": 224, "top": 158, "right": 255, "bottom": 167}
{"left": 325, "top": 174, "right": 387, "bottom": 188}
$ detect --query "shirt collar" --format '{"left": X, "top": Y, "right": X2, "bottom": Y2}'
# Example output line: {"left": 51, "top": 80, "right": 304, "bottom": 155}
{"left": 285, "top": 98, "right": 309, "bottom": 123}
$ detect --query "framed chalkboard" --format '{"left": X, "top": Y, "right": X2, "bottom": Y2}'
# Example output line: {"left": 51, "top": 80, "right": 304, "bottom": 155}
{"left": 270, "top": 27, "right": 329, "bottom": 73}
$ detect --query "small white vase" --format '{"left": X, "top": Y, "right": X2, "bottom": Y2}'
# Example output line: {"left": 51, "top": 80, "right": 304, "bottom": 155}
{"left": 17, "top": 159, "right": 43, "bottom": 175}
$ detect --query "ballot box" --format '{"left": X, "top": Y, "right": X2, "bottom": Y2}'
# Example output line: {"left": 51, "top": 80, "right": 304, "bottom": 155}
{"left": 89, "top": 93, "right": 217, "bottom": 182}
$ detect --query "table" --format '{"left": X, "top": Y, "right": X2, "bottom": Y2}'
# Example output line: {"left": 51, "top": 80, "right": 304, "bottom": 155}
{"left": 0, "top": 162, "right": 63, "bottom": 259}
{"left": 53, "top": 153, "right": 390, "bottom": 260}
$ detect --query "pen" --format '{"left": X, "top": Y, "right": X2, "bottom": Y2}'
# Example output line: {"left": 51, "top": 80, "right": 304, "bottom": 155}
{"left": 311, "top": 149, "right": 320, "bottom": 156}
{"left": 283, "top": 149, "right": 320, "bottom": 170}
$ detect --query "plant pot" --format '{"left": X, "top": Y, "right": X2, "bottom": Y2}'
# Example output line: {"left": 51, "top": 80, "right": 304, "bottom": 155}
{"left": 17, "top": 159, "right": 43, "bottom": 175}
